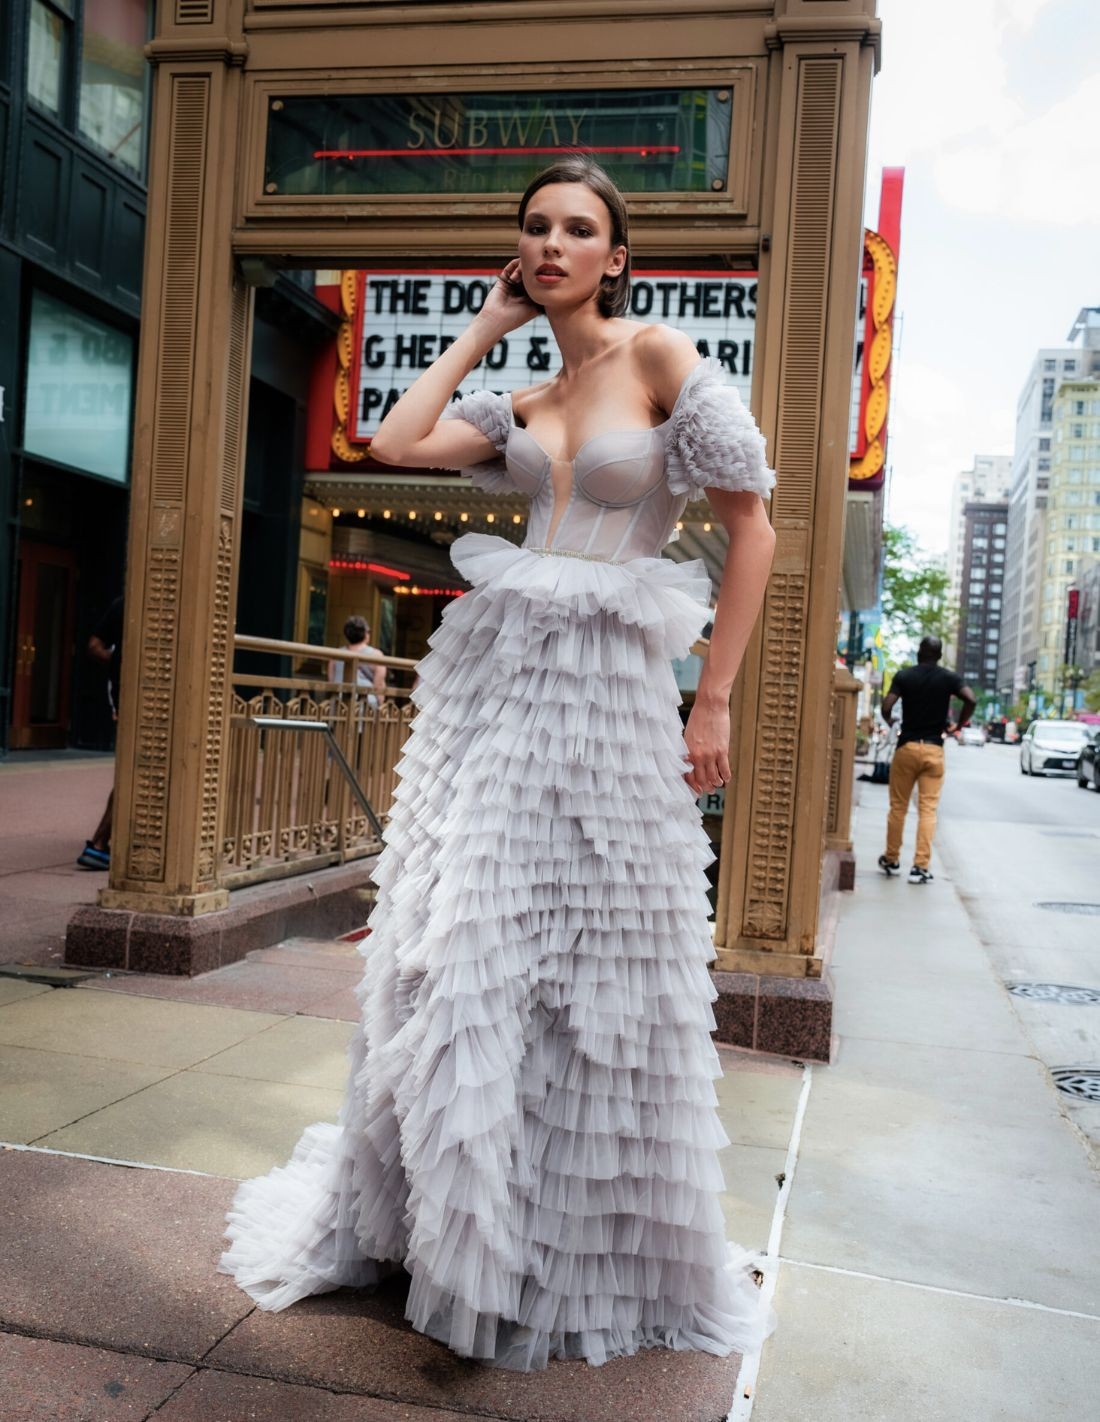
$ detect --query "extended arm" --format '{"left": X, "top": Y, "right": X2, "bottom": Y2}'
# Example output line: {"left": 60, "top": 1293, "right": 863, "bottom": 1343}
{"left": 640, "top": 326, "right": 776, "bottom": 795}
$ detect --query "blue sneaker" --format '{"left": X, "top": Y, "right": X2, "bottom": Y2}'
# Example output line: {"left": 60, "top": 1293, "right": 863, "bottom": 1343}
{"left": 77, "top": 843, "right": 110, "bottom": 870}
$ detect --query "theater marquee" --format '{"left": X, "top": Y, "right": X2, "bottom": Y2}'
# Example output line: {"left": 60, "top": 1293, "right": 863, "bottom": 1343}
{"left": 348, "top": 269, "right": 759, "bottom": 440}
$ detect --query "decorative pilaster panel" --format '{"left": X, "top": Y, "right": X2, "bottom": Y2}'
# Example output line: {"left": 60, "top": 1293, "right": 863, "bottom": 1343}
{"left": 103, "top": 19, "right": 252, "bottom": 917}
{"left": 743, "top": 58, "right": 840, "bottom": 943}
{"left": 126, "top": 76, "right": 209, "bottom": 885}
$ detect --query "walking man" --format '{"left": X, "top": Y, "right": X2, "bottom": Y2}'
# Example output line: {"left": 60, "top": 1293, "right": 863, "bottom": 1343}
{"left": 878, "top": 636, "right": 977, "bottom": 884}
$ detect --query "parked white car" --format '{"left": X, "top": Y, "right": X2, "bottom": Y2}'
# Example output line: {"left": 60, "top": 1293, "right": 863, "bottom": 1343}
{"left": 1019, "top": 719, "right": 1092, "bottom": 776}
{"left": 957, "top": 725, "right": 986, "bottom": 747}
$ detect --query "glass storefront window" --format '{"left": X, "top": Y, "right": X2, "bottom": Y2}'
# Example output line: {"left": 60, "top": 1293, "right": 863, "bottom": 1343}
{"left": 265, "top": 87, "right": 732, "bottom": 197}
{"left": 27, "top": 0, "right": 71, "bottom": 116}
{"left": 23, "top": 290, "right": 134, "bottom": 484}
{"left": 79, "top": 0, "right": 151, "bottom": 175}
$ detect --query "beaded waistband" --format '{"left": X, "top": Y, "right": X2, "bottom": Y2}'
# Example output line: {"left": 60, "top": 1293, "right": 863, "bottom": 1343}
{"left": 525, "top": 545, "right": 626, "bottom": 566}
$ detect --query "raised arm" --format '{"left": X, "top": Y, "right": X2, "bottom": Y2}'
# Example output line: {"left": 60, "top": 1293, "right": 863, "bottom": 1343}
{"left": 369, "top": 260, "right": 538, "bottom": 470}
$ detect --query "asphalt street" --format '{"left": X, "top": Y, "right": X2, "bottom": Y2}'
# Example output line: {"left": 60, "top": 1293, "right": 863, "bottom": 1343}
{"left": 890, "top": 736, "right": 1100, "bottom": 1158}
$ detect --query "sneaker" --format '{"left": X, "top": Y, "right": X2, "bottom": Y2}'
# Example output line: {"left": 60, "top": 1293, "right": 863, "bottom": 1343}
{"left": 877, "top": 854, "right": 900, "bottom": 877}
{"left": 76, "top": 842, "right": 110, "bottom": 870}
{"left": 907, "top": 865, "right": 934, "bottom": 885}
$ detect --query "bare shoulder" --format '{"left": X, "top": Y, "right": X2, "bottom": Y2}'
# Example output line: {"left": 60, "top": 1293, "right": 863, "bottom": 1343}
{"left": 632, "top": 323, "right": 701, "bottom": 415}
{"left": 511, "top": 375, "right": 557, "bottom": 425}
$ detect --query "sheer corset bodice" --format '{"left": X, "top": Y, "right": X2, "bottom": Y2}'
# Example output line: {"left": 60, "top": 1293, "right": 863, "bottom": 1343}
{"left": 440, "top": 357, "right": 776, "bottom": 562}
{"left": 506, "top": 414, "right": 683, "bottom": 562}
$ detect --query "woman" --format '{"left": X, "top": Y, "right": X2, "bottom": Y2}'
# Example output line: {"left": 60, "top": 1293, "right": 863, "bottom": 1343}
{"left": 220, "top": 157, "right": 778, "bottom": 1372}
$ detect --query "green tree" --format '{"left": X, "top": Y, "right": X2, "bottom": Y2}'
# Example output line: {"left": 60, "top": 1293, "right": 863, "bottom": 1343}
{"left": 1083, "top": 668, "right": 1100, "bottom": 713}
{"left": 880, "top": 524, "right": 958, "bottom": 667}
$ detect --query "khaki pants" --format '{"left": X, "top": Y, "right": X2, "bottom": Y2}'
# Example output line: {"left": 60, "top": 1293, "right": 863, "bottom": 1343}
{"left": 886, "top": 741, "right": 945, "bottom": 869}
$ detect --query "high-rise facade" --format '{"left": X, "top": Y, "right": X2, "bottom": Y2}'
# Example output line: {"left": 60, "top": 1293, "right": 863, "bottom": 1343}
{"left": 957, "top": 501, "right": 1009, "bottom": 693}
{"left": 946, "top": 456, "right": 1011, "bottom": 665}
{"left": 1037, "top": 376, "right": 1100, "bottom": 695}
{"left": 999, "top": 309, "right": 1100, "bottom": 702}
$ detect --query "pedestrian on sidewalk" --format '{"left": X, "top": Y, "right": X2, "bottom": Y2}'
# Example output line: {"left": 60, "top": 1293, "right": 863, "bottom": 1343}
{"left": 327, "top": 615, "right": 386, "bottom": 711}
{"left": 76, "top": 594, "right": 123, "bottom": 871}
{"left": 878, "top": 636, "right": 976, "bottom": 885}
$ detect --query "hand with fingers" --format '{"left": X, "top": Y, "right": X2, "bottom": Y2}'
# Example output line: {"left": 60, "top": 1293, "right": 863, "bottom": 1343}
{"left": 477, "top": 258, "right": 542, "bottom": 338}
{"left": 683, "top": 698, "right": 732, "bottom": 798}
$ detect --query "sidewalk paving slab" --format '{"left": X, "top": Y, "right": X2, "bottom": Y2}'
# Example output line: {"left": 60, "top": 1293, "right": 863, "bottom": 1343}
{"left": 0, "top": 1045, "right": 173, "bottom": 1143}
{"left": 752, "top": 1262, "right": 1100, "bottom": 1422}
{"left": 0, "top": 989, "right": 285, "bottom": 1069}
{"left": 0, "top": 1150, "right": 254, "bottom": 1363}
{"left": 0, "top": 1332, "right": 193, "bottom": 1422}
{"left": 154, "top": 1370, "right": 517, "bottom": 1422}
{"left": 35, "top": 1071, "right": 344, "bottom": 1178}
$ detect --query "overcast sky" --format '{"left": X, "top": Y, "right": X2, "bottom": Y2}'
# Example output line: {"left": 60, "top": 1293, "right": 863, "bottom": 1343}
{"left": 864, "top": 0, "right": 1099, "bottom": 556}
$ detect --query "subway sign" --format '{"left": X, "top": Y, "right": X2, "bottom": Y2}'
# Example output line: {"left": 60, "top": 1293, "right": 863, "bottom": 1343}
{"left": 264, "top": 88, "right": 732, "bottom": 197}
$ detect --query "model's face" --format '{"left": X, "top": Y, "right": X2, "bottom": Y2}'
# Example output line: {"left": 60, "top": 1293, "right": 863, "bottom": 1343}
{"left": 517, "top": 182, "right": 626, "bottom": 309}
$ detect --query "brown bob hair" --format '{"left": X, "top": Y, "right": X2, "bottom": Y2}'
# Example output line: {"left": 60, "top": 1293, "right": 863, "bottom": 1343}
{"left": 504, "top": 156, "right": 632, "bottom": 319}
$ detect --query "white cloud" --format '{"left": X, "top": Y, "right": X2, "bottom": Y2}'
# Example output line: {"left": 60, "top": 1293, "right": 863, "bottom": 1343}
{"left": 934, "top": 73, "right": 1100, "bottom": 226}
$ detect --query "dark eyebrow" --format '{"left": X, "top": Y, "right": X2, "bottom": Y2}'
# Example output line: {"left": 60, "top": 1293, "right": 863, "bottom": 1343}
{"left": 525, "top": 210, "right": 602, "bottom": 225}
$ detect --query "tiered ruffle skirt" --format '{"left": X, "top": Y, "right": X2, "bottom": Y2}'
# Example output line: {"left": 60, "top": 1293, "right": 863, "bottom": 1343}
{"left": 218, "top": 532, "right": 777, "bottom": 1371}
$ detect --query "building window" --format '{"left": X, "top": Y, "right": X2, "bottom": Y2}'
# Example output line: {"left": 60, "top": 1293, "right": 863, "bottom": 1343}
{"left": 1066, "top": 559, "right": 1075, "bottom": 574}
{"left": 1038, "top": 458, "right": 1050, "bottom": 471}
{"left": 79, "top": 0, "right": 152, "bottom": 176}
{"left": 1043, "top": 360, "right": 1056, "bottom": 371}
{"left": 1039, "top": 438, "right": 1050, "bottom": 451}
{"left": 22, "top": 289, "right": 135, "bottom": 483}
{"left": 27, "top": 0, "right": 72, "bottom": 116}
{"left": 1065, "top": 360, "right": 1077, "bottom": 371}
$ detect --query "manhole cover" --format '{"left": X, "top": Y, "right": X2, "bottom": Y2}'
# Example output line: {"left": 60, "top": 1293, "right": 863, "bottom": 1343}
{"left": 1008, "top": 983, "right": 1100, "bottom": 1004}
{"left": 1051, "top": 1068, "right": 1100, "bottom": 1101}
{"left": 1035, "top": 902, "right": 1100, "bottom": 916}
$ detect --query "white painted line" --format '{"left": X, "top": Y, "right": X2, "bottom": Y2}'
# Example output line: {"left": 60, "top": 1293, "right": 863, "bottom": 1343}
{"left": 778, "top": 1255, "right": 1100, "bottom": 1323}
{"left": 0, "top": 1141, "right": 230, "bottom": 1179}
{"left": 728, "top": 1061, "right": 815, "bottom": 1422}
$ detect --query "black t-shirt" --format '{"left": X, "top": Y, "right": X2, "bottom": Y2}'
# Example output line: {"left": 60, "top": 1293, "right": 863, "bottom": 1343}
{"left": 890, "top": 662, "right": 964, "bottom": 743}
{"left": 93, "top": 596, "right": 125, "bottom": 687}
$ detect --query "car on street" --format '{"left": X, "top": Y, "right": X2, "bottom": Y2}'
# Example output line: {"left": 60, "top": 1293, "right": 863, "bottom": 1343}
{"left": 1019, "top": 719, "right": 1092, "bottom": 776}
{"left": 1077, "top": 731, "right": 1100, "bottom": 791}
{"left": 958, "top": 725, "right": 986, "bottom": 747}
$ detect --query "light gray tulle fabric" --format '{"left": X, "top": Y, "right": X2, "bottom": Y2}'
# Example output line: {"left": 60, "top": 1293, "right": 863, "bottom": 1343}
{"left": 218, "top": 359, "right": 778, "bottom": 1371}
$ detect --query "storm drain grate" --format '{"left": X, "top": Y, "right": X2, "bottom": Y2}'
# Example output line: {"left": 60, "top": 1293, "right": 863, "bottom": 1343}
{"left": 1050, "top": 1068, "right": 1100, "bottom": 1101}
{"left": 1008, "top": 983, "right": 1100, "bottom": 1004}
{"left": 1035, "top": 901, "right": 1100, "bottom": 916}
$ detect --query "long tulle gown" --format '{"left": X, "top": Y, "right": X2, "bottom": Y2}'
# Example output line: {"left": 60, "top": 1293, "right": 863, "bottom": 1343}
{"left": 218, "top": 358, "right": 779, "bottom": 1371}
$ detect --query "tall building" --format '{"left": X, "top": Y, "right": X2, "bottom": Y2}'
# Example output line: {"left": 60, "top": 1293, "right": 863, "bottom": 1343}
{"left": 946, "top": 456, "right": 1011, "bottom": 664}
{"left": 947, "top": 457, "right": 1012, "bottom": 607}
{"left": 999, "top": 309, "right": 1100, "bottom": 702}
{"left": 957, "top": 500, "right": 1009, "bottom": 694}
{"left": 1037, "top": 375, "right": 1100, "bottom": 697}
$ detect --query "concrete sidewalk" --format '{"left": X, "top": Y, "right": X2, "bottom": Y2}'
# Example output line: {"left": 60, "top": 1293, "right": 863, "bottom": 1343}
{"left": 0, "top": 787, "right": 1098, "bottom": 1419}
{"left": 0, "top": 752, "right": 114, "bottom": 968}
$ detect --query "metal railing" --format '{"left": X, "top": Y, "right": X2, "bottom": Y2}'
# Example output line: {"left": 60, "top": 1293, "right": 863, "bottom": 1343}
{"left": 222, "top": 634, "right": 418, "bottom": 888}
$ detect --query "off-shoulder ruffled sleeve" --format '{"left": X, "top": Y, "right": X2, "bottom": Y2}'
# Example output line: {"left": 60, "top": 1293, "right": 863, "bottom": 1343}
{"left": 665, "top": 358, "right": 775, "bottom": 500}
{"left": 437, "top": 390, "right": 516, "bottom": 493}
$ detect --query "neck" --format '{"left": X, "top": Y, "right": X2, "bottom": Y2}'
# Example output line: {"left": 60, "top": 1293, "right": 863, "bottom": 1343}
{"left": 545, "top": 301, "right": 618, "bottom": 380}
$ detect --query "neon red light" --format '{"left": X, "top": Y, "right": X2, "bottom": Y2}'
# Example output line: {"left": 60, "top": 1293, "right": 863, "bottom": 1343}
{"left": 328, "top": 559, "right": 411, "bottom": 579}
{"left": 313, "top": 144, "right": 681, "bottom": 160}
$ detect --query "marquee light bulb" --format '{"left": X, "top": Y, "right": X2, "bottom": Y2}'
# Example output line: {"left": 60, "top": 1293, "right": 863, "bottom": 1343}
{"left": 512, "top": 514, "right": 521, "bottom": 524}
{"left": 383, "top": 509, "right": 391, "bottom": 518}
{"left": 332, "top": 507, "right": 341, "bottom": 517}
{"left": 409, "top": 510, "right": 417, "bottom": 519}
{"left": 357, "top": 508, "right": 366, "bottom": 518}
{"left": 703, "top": 522, "right": 712, "bottom": 532}
{"left": 675, "top": 520, "right": 683, "bottom": 530}
{"left": 486, "top": 513, "right": 495, "bottom": 523}
{"left": 460, "top": 512, "right": 468, "bottom": 522}
{"left": 434, "top": 511, "right": 443, "bottom": 521}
